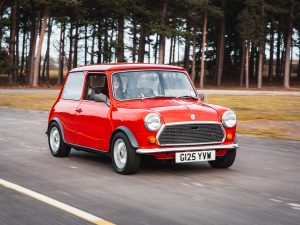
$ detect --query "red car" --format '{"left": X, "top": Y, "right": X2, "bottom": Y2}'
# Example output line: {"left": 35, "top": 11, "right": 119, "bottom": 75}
{"left": 47, "top": 63, "right": 238, "bottom": 174}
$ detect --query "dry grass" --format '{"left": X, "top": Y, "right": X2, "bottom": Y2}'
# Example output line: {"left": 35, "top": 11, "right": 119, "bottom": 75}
{"left": 0, "top": 93, "right": 299, "bottom": 140}
{"left": 208, "top": 95, "right": 300, "bottom": 141}
{"left": 208, "top": 95, "right": 300, "bottom": 122}
{"left": 0, "top": 93, "right": 58, "bottom": 111}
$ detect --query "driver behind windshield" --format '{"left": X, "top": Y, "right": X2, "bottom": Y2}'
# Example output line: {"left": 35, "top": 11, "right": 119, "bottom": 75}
{"left": 112, "top": 74, "right": 126, "bottom": 100}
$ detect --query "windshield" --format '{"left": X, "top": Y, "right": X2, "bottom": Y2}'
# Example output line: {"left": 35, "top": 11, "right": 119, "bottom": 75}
{"left": 111, "top": 70, "right": 197, "bottom": 101}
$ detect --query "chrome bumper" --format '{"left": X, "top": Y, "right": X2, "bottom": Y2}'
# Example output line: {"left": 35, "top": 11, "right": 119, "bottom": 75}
{"left": 136, "top": 143, "right": 238, "bottom": 154}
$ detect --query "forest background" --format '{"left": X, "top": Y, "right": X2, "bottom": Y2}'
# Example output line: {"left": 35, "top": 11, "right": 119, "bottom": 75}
{"left": 0, "top": 0, "right": 299, "bottom": 89}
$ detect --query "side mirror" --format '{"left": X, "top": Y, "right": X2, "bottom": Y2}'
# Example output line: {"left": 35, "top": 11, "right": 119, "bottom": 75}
{"left": 94, "top": 93, "right": 108, "bottom": 103}
{"left": 198, "top": 92, "right": 206, "bottom": 102}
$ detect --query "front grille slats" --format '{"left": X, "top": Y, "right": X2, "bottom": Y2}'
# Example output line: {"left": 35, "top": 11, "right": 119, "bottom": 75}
{"left": 158, "top": 123, "right": 224, "bottom": 145}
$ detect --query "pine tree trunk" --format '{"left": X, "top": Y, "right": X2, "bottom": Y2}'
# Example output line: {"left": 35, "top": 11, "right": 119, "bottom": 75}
{"left": 8, "top": 0, "right": 17, "bottom": 85}
{"left": 199, "top": 11, "right": 207, "bottom": 89}
{"left": 45, "top": 18, "right": 52, "bottom": 83}
{"left": 68, "top": 21, "right": 73, "bottom": 71}
{"left": 117, "top": 16, "right": 125, "bottom": 62}
{"left": 20, "top": 24, "right": 26, "bottom": 77}
{"left": 158, "top": 0, "right": 168, "bottom": 64}
{"left": 0, "top": 0, "right": 6, "bottom": 12}
{"left": 184, "top": 20, "right": 191, "bottom": 70}
{"left": 148, "top": 36, "right": 151, "bottom": 63}
{"left": 154, "top": 35, "right": 158, "bottom": 64}
{"left": 297, "top": 45, "right": 300, "bottom": 80}
{"left": 42, "top": 50, "right": 47, "bottom": 80}
{"left": 137, "top": 26, "right": 146, "bottom": 63}
{"left": 15, "top": 13, "right": 19, "bottom": 82}
{"left": 257, "top": 46, "right": 264, "bottom": 88}
{"left": 169, "top": 36, "right": 173, "bottom": 64}
{"left": 177, "top": 36, "right": 180, "bottom": 66}
{"left": 255, "top": 48, "right": 259, "bottom": 80}
{"left": 249, "top": 43, "right": 255, "bottom": 79}
{"left": 109, "top": 21, "right": 115, "bottom": 62}
{"left": 58, "top": 22, "right": 65, "bottom": 86}
{"left": 0, "top": 11, "right": 3, "bottom": 50}
{"left": 28, "top": 13, "right": 39, "bottom": 85}
{"left": 84, "top": 23, "right": 88, "bottom": 65}
{"left": 172, "top": 35, "right": 176, "bottom": 63}
{"left": 276, "top": 29, "right": 281, "bottom": 79}
{"left": 132, "top": 21, "right": 137, "bottom": 62}
{"left": 283, "top": 0, "right": 294, "bottom": 88}
{"left": 216, "top": 8, "right": 225, "bottom": 87}
{"left": 32, "top": 12, "right": 48, "bottom": 87}
{"left": 245, "top": 41, "right": 249, "bottom": 88}
{"left": 103, "top": 20, "right": 109, "bottom": 63}
{"left": 269, "top": 20, "right": 274, "bottom": 82}
{"left": 191, "top": 17, "right": 196, "bottom": 83}
{"left": 73, "top": 22, "right": 78, "bottom": 68}
{"left": 257, "top": 0, "right": 265, "bottom": 88}
{"left": 91, "top": 23, "right": 96, "bottom": 64}
{"left": 97, "top": 21, "right": 102, "bottom": 64}
{"left": 240, "top": 41, "right": 245, "bottom": 87}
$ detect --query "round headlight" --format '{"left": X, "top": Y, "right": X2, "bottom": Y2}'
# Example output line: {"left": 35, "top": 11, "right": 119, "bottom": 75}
{"left": 144, "top": 113, "right": 161, "bottom": 131}
{"left": 222, "top": 111, "right": 237, "bottom": 128}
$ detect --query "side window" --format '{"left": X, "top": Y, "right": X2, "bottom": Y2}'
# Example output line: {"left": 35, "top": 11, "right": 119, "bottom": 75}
{"left": 84, "top": 74, "right": 109, "bottom": 101}
{"left": 62, "top": 72, "right": 85, "bottom": 100}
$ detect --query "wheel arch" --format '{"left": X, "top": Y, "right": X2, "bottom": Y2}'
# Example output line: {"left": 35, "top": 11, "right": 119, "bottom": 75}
{"left": 47, "top": 117, "right": 65, "bottom": 142}
{"left": 110, "top": 126, "right": 139, "bottom": 151}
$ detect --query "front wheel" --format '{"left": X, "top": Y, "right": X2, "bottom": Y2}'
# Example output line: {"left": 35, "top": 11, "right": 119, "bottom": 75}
{"left": 111, "top": 132, "right": 141, "bottom": 174}
{"left": 48, "top": 122, "right": 71, "bottom": 157}
{"left": 208, "top": 149, "right": 236, "bottom": 168}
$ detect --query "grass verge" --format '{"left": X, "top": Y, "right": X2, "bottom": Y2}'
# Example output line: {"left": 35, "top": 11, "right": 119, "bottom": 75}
{"left": 0, "top": 93, "right": 299, "bottom": 140}
{"left": 0, "top": 93, "right": 57, "bottom": 111}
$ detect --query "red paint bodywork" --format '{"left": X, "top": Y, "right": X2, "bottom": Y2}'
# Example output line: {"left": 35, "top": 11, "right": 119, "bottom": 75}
{"left": 48, "top": 64, "right": 236, "bottom": 159}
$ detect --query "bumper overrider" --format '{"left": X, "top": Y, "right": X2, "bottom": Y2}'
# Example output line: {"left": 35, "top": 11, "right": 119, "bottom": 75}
{"left": 136, "top": 143, "right": 238, "bottom": 154}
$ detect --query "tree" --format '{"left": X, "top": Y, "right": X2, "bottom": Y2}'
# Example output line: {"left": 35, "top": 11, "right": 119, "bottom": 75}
{"left": 32, "top": 10, "right": 49, "bottom": 87}
{"left": 283, "top": 0, "right": 295, "bottom": 88}
{"left": 158, "top": 0, "right": 168, "bottom": 64}
{"left": 8, "top": 0, "right": 17, "bottom": 85}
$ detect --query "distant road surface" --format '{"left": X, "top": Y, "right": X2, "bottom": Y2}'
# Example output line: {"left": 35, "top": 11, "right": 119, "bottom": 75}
{"left": 0, "top": 107, "right": 300, "bottom": 225}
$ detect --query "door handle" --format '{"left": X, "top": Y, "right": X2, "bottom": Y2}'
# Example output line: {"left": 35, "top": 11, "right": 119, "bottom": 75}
{"left": 75, "top": 108, "right": 83, "bottom": 113}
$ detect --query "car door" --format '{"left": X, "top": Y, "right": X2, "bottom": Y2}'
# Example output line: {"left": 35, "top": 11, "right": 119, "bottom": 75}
{"left": 74, "top": 73, "right": 112, "bottom": 151}
{"left": 58, "top": 71, "right": 85, "bottom": 144}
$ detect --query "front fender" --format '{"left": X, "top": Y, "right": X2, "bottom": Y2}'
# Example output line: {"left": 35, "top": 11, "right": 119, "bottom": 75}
{"left": 112, "top": 126, "right": 139, "bottom": 149}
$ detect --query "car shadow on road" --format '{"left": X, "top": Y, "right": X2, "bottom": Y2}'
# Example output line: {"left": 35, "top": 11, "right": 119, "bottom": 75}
{"left": 66, "top": 150, "right": 232, "bottom": 176}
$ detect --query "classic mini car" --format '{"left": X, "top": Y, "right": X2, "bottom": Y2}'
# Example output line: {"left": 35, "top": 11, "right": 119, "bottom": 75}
{"left": 47, "top": 63, "right": 238, "bottom": 174}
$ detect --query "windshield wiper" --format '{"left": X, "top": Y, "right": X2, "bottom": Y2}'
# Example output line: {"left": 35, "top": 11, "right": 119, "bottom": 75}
{"left": 176, "top": 95, "right": 198, "bottom": 100}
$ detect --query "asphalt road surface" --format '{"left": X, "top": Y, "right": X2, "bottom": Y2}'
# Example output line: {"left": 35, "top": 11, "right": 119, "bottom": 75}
{"left": 0, "top": 107, "right": 300, "bottom": 225}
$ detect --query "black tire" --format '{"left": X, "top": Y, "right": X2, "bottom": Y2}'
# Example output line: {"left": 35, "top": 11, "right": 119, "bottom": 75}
{"left": 208, "top": 149, "right": 236, "bottom": 168}
{"left": 111, "top": 132, "right": 141, "bottom": 174}
{"left": 48, "top": 122, "right": 71, "bottom": 157}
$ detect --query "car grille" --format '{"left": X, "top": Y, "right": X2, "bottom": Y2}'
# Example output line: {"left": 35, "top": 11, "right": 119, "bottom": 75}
{"left": 158, "top": 123, "right": 225, "bottom": 145}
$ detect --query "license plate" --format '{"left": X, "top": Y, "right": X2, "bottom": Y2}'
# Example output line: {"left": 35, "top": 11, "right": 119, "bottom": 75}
{"left": 175, "top": 150, "right": 216, "bottom": 163}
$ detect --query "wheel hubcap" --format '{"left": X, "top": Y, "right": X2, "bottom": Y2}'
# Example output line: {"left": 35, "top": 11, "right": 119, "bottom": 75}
{"left": 49, "top": 127, "right": 60, "bottom": 153}
{"left": 113, "top": 139, "right": 127, "bottom": 169}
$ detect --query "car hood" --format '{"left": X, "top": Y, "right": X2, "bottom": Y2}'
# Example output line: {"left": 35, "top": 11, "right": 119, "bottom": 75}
{"left": 117, "top": 99, "right": 219, "bottom": 123}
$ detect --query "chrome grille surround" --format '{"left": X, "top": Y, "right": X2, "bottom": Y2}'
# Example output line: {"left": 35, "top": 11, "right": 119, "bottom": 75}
{"left": 156, "top": 121, "right": 225, "bottom": 146}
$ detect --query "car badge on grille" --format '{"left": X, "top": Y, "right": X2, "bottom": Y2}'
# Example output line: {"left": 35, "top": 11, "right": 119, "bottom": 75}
{"left": 191, "top": 114, "right": 196, "bottom": 120}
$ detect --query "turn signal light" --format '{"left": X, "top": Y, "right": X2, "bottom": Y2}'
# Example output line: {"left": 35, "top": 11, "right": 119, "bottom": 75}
{"left": 149, "top": 136, "right": 156, "bottom": 144}
{"left": 226, "top": 133, "right": 233, "bottom": 140}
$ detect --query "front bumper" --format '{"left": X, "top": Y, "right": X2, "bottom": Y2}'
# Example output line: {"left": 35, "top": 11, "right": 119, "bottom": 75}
{"left": 136, "top": 143, "right": 238, "bottom": 154}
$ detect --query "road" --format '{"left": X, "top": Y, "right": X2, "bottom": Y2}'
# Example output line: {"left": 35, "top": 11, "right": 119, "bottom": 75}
{"left": 0, "top": 107, "right": 300, "bottom": 225}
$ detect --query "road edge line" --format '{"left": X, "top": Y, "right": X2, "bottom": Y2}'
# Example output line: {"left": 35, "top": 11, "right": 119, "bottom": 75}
{"left": 0, "top": 178, "right": 115, "bottom": 225}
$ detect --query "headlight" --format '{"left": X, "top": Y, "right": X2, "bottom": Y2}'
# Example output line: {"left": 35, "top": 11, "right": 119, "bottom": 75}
{"left": 222, "top": 111, "right": 237, "bottom": 128}
{"left": 144, "top": 113, "right": 161, "bottom": 131}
